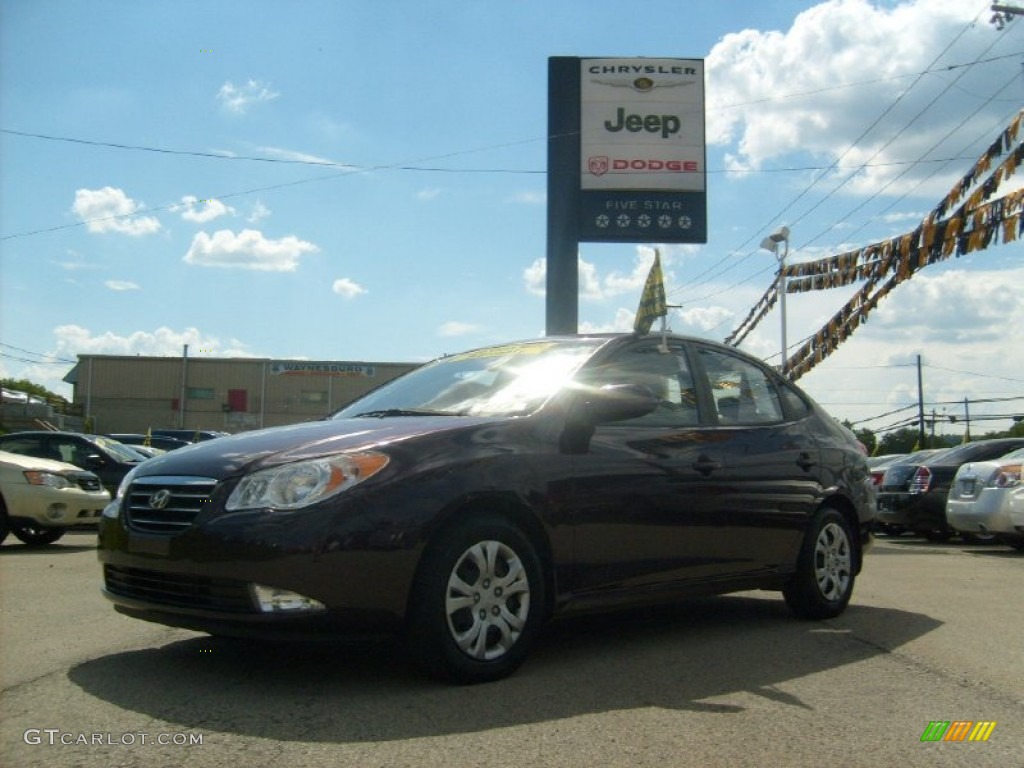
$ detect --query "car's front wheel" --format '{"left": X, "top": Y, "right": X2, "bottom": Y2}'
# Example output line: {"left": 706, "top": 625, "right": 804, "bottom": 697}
{"left": 784, "top": 507, "right": 856, "bottom": 619}
{"left": 11, "top": 523, "right": 66, "bottom": 547}
{"left": 406, "top": 517, "right": 545, "bottom": 684}
{"left": 0, "top": 500, "right": 9, "bottom": 546}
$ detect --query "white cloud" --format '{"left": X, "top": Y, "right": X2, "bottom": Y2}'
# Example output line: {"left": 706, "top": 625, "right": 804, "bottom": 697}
{"left": 247, "top": 200, "right": 271, "bottom": 223}
{"left": 869, "top": 267, "right": 1023, "bottom": 343}
{"left": 706, "top": 0, "right": 988, "bottom": 195}
{"left": 523, "top": 258, "right": 547, "bottom": 296}
{"left": 416, "top": 188, "right": 442, "bottom": 201}
{"left": 217, "top": 79, "right": 279, "bottom": 114}
{"left": 104, "top": 280, "right": 139, "bottom": 291}
{"left": 52, "top": 324, "right": 254, "bottom": 360}
{"left": 510, "top": 191, "right": 545, "bottom": 205}
{"left": 53, "top": 250, "right": 100, "bottom": 271}
{"left": 524, "top": 247, "right": 670, "bottom": 302}
{"left": 437, "top": 321, "right": 482, "bottom": 337}
{"left": 331, "top": 278, "right": 367, "bottom": 299}
{"left": 677, "top": 305, "right": 734, "bottom": 333}
{"left": 183, "top": 229, "right": 319, "bottom": 271}
{"left": 71, "top": 187, "right": 161, "bottom": 236}
{"left": 580, "top": 308, "right": 636, "bottom": 334}
{"left": 522, "top": 256, "right": 610, "bottom": 300}
{"left": 177, "top": 195, "right": 235, "bottom": 223}
{"left": 255, "top": 145, "right": 339, "bottom": 165}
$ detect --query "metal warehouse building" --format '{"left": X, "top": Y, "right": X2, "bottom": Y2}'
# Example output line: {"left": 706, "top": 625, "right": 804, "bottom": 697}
{"left": 63, "top": 354, "right": 419, "bottom": 435}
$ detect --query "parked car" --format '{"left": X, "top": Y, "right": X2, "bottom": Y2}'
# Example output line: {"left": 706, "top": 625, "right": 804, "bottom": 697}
{"left": 0, "top": 450, "right": 110, "bottom": 546}
{"left": 106, "top": 433, "right": 192, "bottom": 451}
{"left": 877, "top": 439, "right": 1024, "bottom": 540}
{"left": 121, "top": 445, "right": 166, "bottom": 459}
{"left": 946, "top": 447, "right": 1024, "bottom": 550}
{"left": 99, "top": 334, "right": 875, "bottom": 684}
{"left": 867, "top": 454, "right": 905, "bottom": 488}
{"left": 150, "top": 429, "right": 229, "bottom": 444}
{"left": 0, "top": 432, "right": 146, "bottom": 496}
{"left": 873, "top": 449, "right": 945, "bottom": 534}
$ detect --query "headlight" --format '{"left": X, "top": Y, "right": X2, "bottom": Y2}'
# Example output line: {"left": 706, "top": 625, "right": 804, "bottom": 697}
{"left": 23, "top": 471, "right": 73, "bottom": 489}
{"left": 114, "top": 465, "right": 141, "bottom": 500}
{"left": 225, "top": 452, "right": 390, "bottom": 511}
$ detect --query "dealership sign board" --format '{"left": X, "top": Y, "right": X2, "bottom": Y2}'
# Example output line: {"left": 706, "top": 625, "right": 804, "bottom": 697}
{"left": 549, "top": 56, "right": 707, "bottom": 244}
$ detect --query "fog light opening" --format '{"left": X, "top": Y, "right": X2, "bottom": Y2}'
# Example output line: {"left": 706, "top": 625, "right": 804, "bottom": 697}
{"left": 250, "top": 584, "right": 325, "bottom": 614}
{"left": 46, "top": 504, "right": 67, "bottom": 521}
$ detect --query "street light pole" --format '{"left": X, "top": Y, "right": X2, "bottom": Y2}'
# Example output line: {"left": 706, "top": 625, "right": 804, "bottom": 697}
{"left": 760, "top": 226, "right": 790, "bottom": 376}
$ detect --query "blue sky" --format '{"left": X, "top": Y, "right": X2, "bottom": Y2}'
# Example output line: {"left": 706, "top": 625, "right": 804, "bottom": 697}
{"left": 1, "top": 0, "right": 1022, "bottom": 436}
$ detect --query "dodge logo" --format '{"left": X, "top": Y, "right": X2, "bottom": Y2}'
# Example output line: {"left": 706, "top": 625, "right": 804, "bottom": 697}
{"left": 149, "top": 489, "right": 172, "bottom": 510}
{"left": 588, "top": 156, "right": 609, "bottom": 176}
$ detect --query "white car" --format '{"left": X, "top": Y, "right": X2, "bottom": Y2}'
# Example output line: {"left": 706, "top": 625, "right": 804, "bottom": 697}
{"left": 0, "top": 450, "right": 111, "bottom": 546}
{"left": 946, "top": 447, "right": 1024, "bottom": 550}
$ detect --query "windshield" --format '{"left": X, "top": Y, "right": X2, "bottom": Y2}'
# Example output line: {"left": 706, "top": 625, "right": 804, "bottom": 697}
{"left": 93, "top": 436, "right": 146, "bottom": 462}
{"left": 333, "top": 339, "right": 605, "bottom": 419}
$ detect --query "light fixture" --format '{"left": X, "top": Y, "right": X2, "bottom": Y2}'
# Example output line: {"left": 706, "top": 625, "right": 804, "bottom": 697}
{"left": 760, "top": 226, "right": 791, "bottom": 376}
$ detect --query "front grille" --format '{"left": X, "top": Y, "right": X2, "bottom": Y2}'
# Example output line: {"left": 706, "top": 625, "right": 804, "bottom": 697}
{"left": 105, "top": 565, "right": 255, "bottom": 613}
{"left": 126, "top": 476, "right": 218, "bottom": 534}
{"left": 71, "top": 472, "right": 102, "bottom": 492}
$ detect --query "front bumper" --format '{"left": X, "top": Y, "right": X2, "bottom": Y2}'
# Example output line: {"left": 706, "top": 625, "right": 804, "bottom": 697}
{"left": 4, "top": 484, "right": 109, "bottom": 528}
{"left": 98, "top": 499, "right": 422, "bottom": 637}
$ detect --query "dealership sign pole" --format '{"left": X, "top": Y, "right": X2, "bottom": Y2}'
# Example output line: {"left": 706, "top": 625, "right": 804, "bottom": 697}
{"left": 546, "top": 56, "right": 707, "bottom": 335}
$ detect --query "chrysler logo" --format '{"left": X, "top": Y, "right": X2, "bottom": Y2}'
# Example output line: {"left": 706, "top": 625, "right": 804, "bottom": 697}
{"left": 149, "top": 489, "right": 172, "bottom": 510}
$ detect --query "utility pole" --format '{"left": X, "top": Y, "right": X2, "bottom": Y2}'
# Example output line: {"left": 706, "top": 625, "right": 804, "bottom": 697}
{"left": 179, "top": 344, "right": 189, "bottom": 429}
{"left": 916, "top": 355, "right": 926, "bottom": 448}
{"left": 964, "top": 396, "right": 972, "bottom": 442}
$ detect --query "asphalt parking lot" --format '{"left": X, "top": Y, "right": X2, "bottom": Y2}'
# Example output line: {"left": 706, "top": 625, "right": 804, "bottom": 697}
{"left": 1, "top": 531, "right": 1021, "bottom": 768}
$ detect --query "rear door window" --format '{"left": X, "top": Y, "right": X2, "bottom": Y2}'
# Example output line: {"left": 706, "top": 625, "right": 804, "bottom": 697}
{"left": 697, "top": 347, "right": 784, "bottom": 425}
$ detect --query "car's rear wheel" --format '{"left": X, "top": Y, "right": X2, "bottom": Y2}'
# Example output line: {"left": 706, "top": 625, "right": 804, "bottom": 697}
{"left": 784, "top": 507, "right": 855, "bottom": 619}
{"left": 11, "top": 523, "right": 66, "bottom": 546}
{"left": 406, "top": 517, "right": 544, "bottom": 684}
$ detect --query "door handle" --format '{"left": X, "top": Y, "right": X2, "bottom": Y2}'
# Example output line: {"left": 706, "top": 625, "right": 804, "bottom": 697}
{"left": 692, "top": 455, "right": 722, "bottom": 476}
{"left": 796, "top": 452, "right": 816, "bottom": 471}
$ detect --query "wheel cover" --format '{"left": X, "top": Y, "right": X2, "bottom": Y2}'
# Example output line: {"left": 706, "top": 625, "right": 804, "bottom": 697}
{"left": 813, "top": 522, "right": 851, "bottom": 601}
{"left": 445, "top": 540, "right": 531, "bottom": 661}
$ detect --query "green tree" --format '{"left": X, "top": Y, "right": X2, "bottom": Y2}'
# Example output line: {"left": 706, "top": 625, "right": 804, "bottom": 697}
{"left": 877, "top": 427, "right": 921, "bottom": 454}
{"left": 0, "top": 378, "right": 69, "bottom": 405}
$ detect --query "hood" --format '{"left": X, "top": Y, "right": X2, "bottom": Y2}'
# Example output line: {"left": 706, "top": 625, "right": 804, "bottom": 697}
{"left": 0, "top": 450, "right": 83, "bottom": 474}
{"left": 131, "top": 415, "right": 503, "bottom": 480}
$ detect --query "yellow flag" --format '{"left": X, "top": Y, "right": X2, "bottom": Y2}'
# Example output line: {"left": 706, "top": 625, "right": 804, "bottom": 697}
{"left": 634, "top": 251, "right": 667, "bottom": 335}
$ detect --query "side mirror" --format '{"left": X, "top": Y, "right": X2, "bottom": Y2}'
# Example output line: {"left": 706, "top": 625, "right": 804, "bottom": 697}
{"left": 575, "top": 383, "right": 660, "bottom": 425}
{"left": 85, "top": 453, "right": 106, "bottom": 469}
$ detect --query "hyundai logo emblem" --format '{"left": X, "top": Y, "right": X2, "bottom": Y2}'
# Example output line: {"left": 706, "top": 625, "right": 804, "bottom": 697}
{"left": 149, "top": 489, "right": 172, "bottom": 510}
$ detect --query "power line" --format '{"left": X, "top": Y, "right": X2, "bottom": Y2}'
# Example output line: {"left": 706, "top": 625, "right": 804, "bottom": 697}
{"left": 0, "top": 342, "right": 76, "bottom": 365}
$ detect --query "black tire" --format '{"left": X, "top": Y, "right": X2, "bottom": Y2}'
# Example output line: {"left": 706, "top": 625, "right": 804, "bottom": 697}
{"left": 406, "top": 517, "right": 545, "bottom": 684}
{"left": 11, "top": 523, "right": 66, "bottom": 547}
{"left": 784, "top": 507, "right": 856, "bottom": 620}
{"left": 922, "top": 527, "right": 953, "bottom": 542}
{"left": 0, "top": 499, "right": 9, "bottom": 547}
{"left": 959, "top": 532, "right": 997, "bottom": 545}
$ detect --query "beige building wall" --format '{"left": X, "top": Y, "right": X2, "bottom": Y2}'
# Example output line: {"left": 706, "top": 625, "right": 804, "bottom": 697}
{"left": 66, "top": 356, "right": 418, "bottom": 435}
